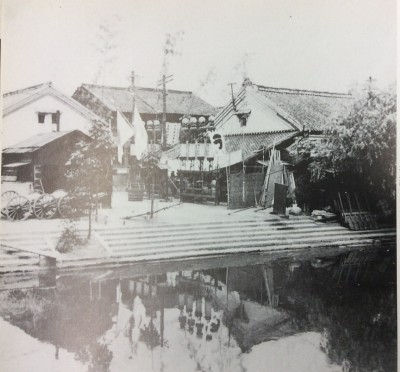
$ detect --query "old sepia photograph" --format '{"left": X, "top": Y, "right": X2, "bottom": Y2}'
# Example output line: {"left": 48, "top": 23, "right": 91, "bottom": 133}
{"left": 0, "top": 0, "right": 397, "bottom": 371}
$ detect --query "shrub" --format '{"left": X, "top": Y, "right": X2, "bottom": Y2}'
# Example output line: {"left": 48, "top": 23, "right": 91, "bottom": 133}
{"left": 56, "top": 220, "right": 87, "bottom": 253}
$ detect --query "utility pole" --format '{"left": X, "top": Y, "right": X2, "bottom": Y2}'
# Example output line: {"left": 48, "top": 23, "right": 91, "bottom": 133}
{"left": 131, "top": 71, "right": 136, "bottom": 117}
{"left": 228, "top": 83, "right": 237, "bottom": 111}
{"left": 158, "top": 74, "right": 173, "bottom": 148}
{"left": 162, "top": 75, "right": 167, "bottom": 148}
{"left": 129, "top": 71, "right": 136, "bottom": 193}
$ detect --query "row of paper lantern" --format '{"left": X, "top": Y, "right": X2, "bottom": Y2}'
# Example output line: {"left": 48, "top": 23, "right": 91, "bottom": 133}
{"left": 181, "top": 116, "right": 215, "bottom": 127}
{"left": 146, "top": 120, "right": 161, "bottom": 130}
{"left": 146, "top": 116, "right": 215, "bottom": 127}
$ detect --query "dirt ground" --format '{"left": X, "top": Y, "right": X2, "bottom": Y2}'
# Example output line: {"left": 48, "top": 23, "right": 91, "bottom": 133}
{"left": 1, "top": 191, "right": 278, "bottom": 235}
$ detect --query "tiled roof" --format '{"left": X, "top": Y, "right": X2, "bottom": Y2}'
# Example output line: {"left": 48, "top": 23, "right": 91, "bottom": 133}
{"left": 2, "top": 82, "right": 105, "bottom": 123}
{"left": 214, "top": 81, "right": 353, "bottom": 134}
{"left": 75, "top": 84, "right": 216, "bottom": 116}
{"left": 214, "top": 87, "right": 300, "bottom": 135}
{"left": 257, "top": 84, "right": 353, "bottom": 131}
{"left": 3, "top": 82, "right": 52, "bottom": 108}
{"left": 224, "top": 131, "right": 296, "bottom": 160}
{"left": 2, "top": 130, "right": 88, "bottom": 153}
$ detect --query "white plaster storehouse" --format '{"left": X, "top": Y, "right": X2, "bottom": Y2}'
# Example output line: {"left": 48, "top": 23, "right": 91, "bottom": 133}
{"left": 2, "top": 82, "right": 103, "bottom": 148}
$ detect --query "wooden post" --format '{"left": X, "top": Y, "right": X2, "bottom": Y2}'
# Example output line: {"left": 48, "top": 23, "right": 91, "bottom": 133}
{"left": 129, "top": 71, "right": 136, "bottom": 190}
{"left": 226, "top": 167, "right": 230, "bottom": 208}
{"left": 38, "top": 268, "right": 56, "bottom": 287}
{"left": 39, "top": 255, "right": 56, "bottom": 268}
{"left": 262, "top": 265, "right": 274, "bottom": 307}
{"left": 165, "top": 170, "right": 169, "bottom": 200}
{"left": 160, "top": 294, "right": 165, "bottom": 347}
{"left": 88, "top": 197, "right": 92, "bottom": 239}
{"left": 151, "top": 169, "right": 155, "bottom": 219}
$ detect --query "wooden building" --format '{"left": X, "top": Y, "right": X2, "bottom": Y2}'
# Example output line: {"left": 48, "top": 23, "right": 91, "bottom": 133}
{"left": 162, "top": 79, "right": 353, "bottom": 209}
{"left": 1, "top": 130, "right": 91, "bottom": 193}
{"left": 72, "top": 82, "right": 216, "bottom": 196}
{"left": 72, "top": 83, "right": 216, "bottom": 153}
{"left": 211, "top": 79, "right": 354, "bottom": 209}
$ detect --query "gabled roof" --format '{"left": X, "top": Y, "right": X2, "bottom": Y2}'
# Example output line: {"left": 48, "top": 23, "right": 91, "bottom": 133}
{"left": 2, "top": 130, "right": 89, "bottom": 153}
{"left": 74, "top": 83, "right": 216, "bottom": 116}
{"left": 2, "top": 82, "right": 105, "bottom": 123}
{"left": 214, "top": 86, "right": 300, "bottom": 135}
{"left": 214, "top": 80, "right": 353, "bottom": 134}
{"left": 257, "top": 84, "right": 353, "bottom": 132}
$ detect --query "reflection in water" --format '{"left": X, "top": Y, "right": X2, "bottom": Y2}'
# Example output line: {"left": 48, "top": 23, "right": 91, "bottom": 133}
{"left": 0, "top": 246, "right": 396, "bottom": 372}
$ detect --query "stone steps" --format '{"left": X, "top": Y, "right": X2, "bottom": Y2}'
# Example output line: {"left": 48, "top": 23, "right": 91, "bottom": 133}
{"left": 58, "top": 239, "right": 394, "bottom": 269}
{"left": 0, "top": 217, "right": 396, "bottom": 272}
{"left": 106, "top": 231, "right": 396, "bottom": 258}
{"left": 102, "top": 226, "right": 394, "bottom": 246}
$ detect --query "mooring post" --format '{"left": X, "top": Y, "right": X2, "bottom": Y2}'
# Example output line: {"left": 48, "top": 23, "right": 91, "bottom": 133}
{"left": 39, "top": 255, "right": 57, "bottom": 268}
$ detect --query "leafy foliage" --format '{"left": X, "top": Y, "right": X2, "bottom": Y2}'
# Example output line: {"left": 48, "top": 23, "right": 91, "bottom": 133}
{"left": 66, "top": 120, "right": 114, "bottom": 237}
{"left": 294, "top": 88, "right": 396, "bottom": 204}
{"left": 66, "top": 120, "right": 114, "bottom": 200}
{"left": 56, "top": 220, "right": 87, "bottom": 253}
{"left": 141, "top": 145, "right": 162, "bottom": 168}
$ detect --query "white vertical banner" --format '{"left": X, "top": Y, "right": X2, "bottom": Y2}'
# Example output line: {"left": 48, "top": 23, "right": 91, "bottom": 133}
{"left": 208, "top": 131, "right": 225, "bottom": 168}
{"left": 131, "top": 105, "right": 148, "bottom": 160}
{"left": 117, "top": 111, "right": 135, "bottom": 163}
{"left": 166, "top": 122, "right": 181, "bottom": 145}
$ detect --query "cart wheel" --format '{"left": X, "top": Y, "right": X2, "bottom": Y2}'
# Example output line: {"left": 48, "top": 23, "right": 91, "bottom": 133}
{"left": 1, "top": 191, "right": 19, "bottom": 217}
{"left": 33, "top": 193, "right": 57, "bottom": 219}
{"left": 58, "top": 195, "right": 76, "bottom": 218}
{"left": 6, "top": 195, "right": 31, "bottom": 221}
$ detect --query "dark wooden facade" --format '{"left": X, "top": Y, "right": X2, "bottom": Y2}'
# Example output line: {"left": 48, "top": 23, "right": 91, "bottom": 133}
{"left": 2, "top": 130, "right": 91, "bottom": 193}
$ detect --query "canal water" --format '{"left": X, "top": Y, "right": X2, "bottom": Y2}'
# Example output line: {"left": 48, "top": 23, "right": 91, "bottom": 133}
{"left": 0, "top": 247, "right": 396, "bottom": 372}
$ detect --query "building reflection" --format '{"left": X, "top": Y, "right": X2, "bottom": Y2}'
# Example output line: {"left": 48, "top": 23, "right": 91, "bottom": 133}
{"left": 0, "top": 246, "right": 395, "bottom": 371}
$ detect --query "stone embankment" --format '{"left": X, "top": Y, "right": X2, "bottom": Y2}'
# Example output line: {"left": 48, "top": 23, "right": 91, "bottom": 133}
{"left": 0, "top": 215, "right": 395, "bottom": 273}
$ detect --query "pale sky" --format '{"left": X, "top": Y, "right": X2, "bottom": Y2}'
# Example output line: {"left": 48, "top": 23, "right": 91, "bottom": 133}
{"left": 1, "top": 0, "right": 397, "bottom": 106}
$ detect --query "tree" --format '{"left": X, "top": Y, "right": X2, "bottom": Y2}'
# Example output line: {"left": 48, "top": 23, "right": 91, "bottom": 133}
{"left": 66, "top": 120, "right": 114, "bottom": 238}
{"left": 91, "top": 17, "right": 120, "bottom": 87}
{"left": 294, "top": 87, "right": 396, "bottom": 212}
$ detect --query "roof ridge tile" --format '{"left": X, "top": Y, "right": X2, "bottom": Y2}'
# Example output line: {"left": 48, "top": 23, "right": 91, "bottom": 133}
{"left": 256, "top": 84, "right": 352, "bottom": 98}
{"left": 3, "top": 82, "right": 52, "bottom": 97}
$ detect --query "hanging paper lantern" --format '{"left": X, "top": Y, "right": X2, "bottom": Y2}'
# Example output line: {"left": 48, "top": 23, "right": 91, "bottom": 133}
{"left": 190, "top": 117, "right": 197, "bottom": 125}
{"left": 199, "top": 116, "right": 206, "bottom": 124}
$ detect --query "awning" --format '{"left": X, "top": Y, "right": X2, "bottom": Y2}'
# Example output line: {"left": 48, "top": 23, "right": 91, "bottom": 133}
{"left": 2, "top": 162, "right": 31, "bottom": 168}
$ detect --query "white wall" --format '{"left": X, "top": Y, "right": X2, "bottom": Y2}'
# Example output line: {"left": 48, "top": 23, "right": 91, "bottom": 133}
{"left": 2, "top": 95, "right": 91, "bottom": 148}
